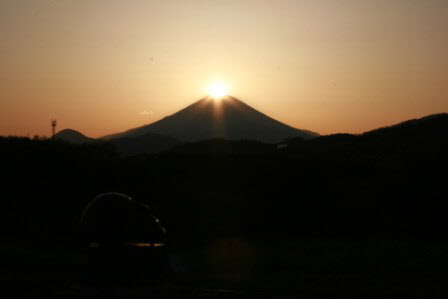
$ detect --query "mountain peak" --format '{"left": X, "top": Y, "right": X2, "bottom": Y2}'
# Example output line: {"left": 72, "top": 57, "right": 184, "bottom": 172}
{"left": 102, "top": 96, "right": 319, "bottom": 143}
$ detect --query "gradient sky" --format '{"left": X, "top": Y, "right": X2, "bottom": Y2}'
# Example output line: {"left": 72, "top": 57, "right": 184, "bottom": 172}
{"left": 1, "top": 0, "right": 447, "bottom": 137}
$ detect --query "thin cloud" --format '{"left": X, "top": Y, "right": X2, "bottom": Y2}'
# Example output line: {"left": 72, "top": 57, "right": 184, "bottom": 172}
{"left": 140, "top": 110, "right": 154, "bottom": 116}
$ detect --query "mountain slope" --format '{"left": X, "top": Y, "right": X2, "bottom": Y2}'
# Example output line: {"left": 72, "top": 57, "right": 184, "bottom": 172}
{"left": 362, "top": 113, "right": 448, "bottom": 140}
{"left": 102, "top": 96, "right": 318, "bottom": 143}
{"left": 281, "top": 113, "right": 448, "bottom": 157}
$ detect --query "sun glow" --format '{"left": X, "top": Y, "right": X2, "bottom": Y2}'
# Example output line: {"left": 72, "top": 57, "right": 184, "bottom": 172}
{"left": 207, "top": 82, "right": 229, "bottom": 98}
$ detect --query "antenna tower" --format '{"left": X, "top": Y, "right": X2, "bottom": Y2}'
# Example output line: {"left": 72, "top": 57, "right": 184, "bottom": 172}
{"left": 51, "top": 119, "right": 57, "bottom": 137}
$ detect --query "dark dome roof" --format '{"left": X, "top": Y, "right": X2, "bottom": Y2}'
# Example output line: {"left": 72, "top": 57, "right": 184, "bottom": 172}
{"left": 80, "top": 192, "right": 165, "bottom": 243}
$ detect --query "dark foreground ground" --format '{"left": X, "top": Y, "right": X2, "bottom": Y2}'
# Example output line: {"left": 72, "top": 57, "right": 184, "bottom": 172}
{"left": 1, "top": 116, "right": 447, "bottom": 297}
{"left": 1, "top": 238, "right": 447, "bottom": 298}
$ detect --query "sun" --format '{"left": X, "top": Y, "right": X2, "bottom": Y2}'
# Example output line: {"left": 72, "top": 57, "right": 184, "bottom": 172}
{"left": 207, "top": 82, "right": 228, "bottom": 98}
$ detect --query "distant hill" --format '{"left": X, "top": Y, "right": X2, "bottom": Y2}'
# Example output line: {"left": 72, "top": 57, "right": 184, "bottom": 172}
{"left": 102, "top": 96, "right": 319, "bottom": 143}
{"left": 362, "top": 113, "right": 448, "bottom": 140}
{"left": 281, "top": 113, "right": 448, "bottom": 156}
{"left": 53, "top": 129, "right": 95, "bottom": 144}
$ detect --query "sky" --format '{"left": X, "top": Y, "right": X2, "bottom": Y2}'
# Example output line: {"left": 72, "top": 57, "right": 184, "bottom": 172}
{"left": 1, "top": 0, "right": 447, "bottom": 137}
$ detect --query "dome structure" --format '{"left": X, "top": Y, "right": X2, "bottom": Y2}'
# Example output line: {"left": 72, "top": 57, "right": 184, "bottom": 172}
{"left": 80, "top": 192, "right": 166, "bottom": 245}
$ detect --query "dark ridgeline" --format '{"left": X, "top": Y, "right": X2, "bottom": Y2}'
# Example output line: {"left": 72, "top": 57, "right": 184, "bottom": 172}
{"left": 108, "top": 132, "right": 182, "bottom": 157}
{"left": 0, "top": 113, "right": 447, "bottom": 297}
{"left": 53, "top": 128, "right": 182, "bottom": 156}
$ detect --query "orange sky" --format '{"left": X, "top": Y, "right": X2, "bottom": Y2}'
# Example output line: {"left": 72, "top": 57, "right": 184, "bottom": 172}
{"left": 1, "top": 0, "right": 447, "bottom": 137}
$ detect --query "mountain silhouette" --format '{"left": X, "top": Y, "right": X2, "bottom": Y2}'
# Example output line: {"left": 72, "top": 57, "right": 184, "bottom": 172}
{"left": 53, "top": 129, "right": 94, "bottom": 144}
{"left": 102, "top": 96, "right": 318, "bottom": 143}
